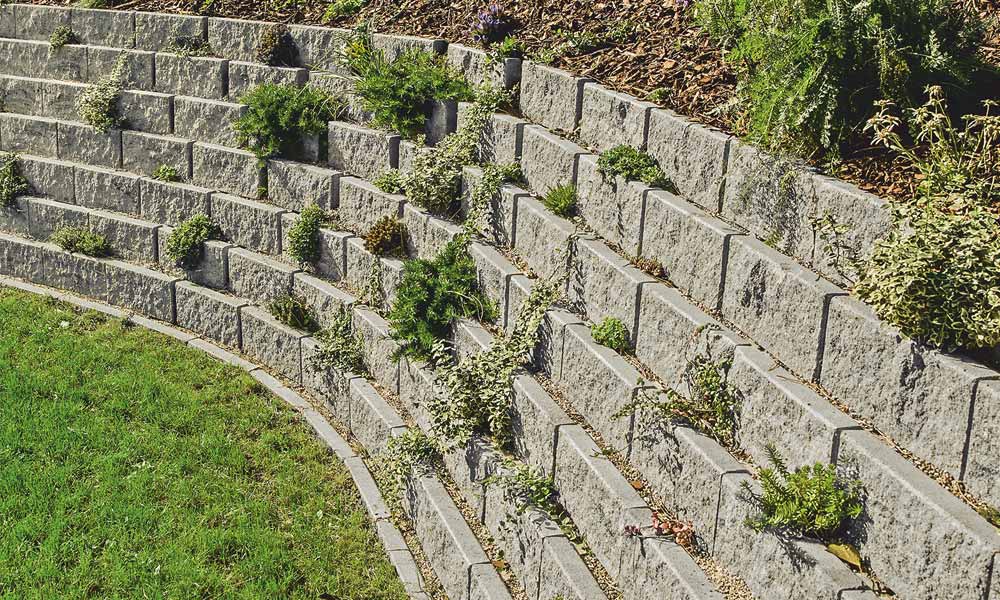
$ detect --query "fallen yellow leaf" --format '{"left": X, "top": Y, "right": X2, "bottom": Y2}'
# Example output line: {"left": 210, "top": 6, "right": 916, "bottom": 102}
{"left": 827, "top": 543, "right": 862, "bottom": 568}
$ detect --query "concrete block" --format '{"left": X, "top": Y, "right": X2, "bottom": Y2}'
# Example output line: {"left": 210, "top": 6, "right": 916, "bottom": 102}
{"left": 459, "top": 167, "right": 523, "bottom": 248}
{"left": 964, "top": 380, "right": 1000, "bottom": 506}
{"left": 43, "top": 246, "right": 107, "bottom": 298}
{"left": 157, "top": 228, "right": 229, "bottom": 289}
{"left": 87, "top": 210, "right": 158, "bottom": 263}
{"left": 348, "top": 376, "right": 405, "bottom": 453}
{"left": 267, "top": 159, "right": 338, "bottom": 212}
{"left": 345, "top": 456, "right": 391, "bottom": 520}
{"left": 291, "top": 272, "right": 352, "bottom": 329}
{"left": 646, "top": 109, "right": 730, "bottom": 212}
{"left": 519, "top": 61, "right": 590, "bottom": 133}
{"left": 458, "top": 104, "right": 526, "bottom": 166}
{"left": 155, "top": 53, "right": 228, "bottom": 100}
{"left": 575, "top": 154, "right": 648, "bottom": 255}
{"left": 370, "top": 32, "right": 445, "bottom": 60}
{"left": 532, "top": 309, "right": 581, "bottom": 379}
{"left": 442, "top": 437, "right": 500, "bottom": 522}
{"left": 86, "top": 47, "right": 154, "bottom": 90}
{"left": 512, "top": 196, "right": 574, "bottom": 280}
{"left": 41, "top": 43, "right": 88, "bottom": 81}
{"left": 446, "top": 44, "right": 520, "bottom": 90}
{"left": 26, "top": 197, "right": 89, "bottom": 241}
{"left": 14, "top": 4, "right": 70, "bottom": 41}
{"left": 0, "top": 232, "right": 47, "bottom": 283}
{"left": 397, "top": 356, "right": 437, "bottom": 432}
{"left": 212, "top": 191, "right": 285, "bottom": 255}
{"left": 352, "top": 308, "right": 400, "bottom": 394}
{"left": 424, "top": 99, "right": 457, "bottom": 147}
{"left": 227, "top": 61, "right": 308, "bottom": 100}
{"left": 104, "top": 260, "right": 177, "bottom": 322}
{"left": 299, "top": 338, "right": 352, "bottom": 422}
{"left": 338, "top": 176, "right": 405, "bottom": 235}
{"left": 0, "top": 196, "right": 30, "bottom": 235}
{"left": 328, "top": 121, "right": 399, "bottom": 181}
{"left": 207, "top": 17, "right": 279, "bottom": 64}
{"left": 74, "top": 165, "right": 140, "bottom": 214}
{"left": 174, "top": 281, "right": 245, "bottom": 347}
{"left": 138, "top": 178, "right": 211, "bottom": 226}
{"left": 0, "top": 4, "right": 15, "bottom": 38}
{"left": 482, "top": 483, "right": 560, "bottom": 596}
{"left": 519, "top": 125, "right": 586, "bottom": 195}
{"left": 16, "top": 156, "right": 74, "bottom": 204}
{"left": 71, "top": 8, "right": 136, "bottom": 49}
{"left": 503, "top": 274, "right": 532, "bottom": 333}
{"left": 579, "top": 83, "right": 655, "bottom": 152}
{"left": 468, "top": 241, "right": 518, "bottom": 316}
{"left": 280, "top": 215, "right": 349, "bottom": 280}
{"left": 134, "top": 12, "right": 207, "bottom": 52}
{"left": 344, "top": 238, "right": 404, "bottom": 311}
{"left": 191, "top": 142, "right": 262, "bottom": 199}
{"left": 620, "top": 535, "right": 724, "bottom": 600}
{"left": 287, "top": 23, "right": 351, "bottom": 73}
{"left": 538, "top": 533, "right": 609, "bottom": 600}
{"left": 38, "top": 79, "right": 84, "bottom": 121}
{"left": 122, "top": 131, "right": 193, "bottom": 180}
{"left": 509, "top": 374, "right": 571, "bottom": 476}
{"left": 57, "top": 122, "right": 122, "bottom": 169}
{"left": 400, "top": 203, "right": 458, "bottom": 260}
{"left": 467, "top": 563, "right": 512, "bottom": 600}
{"left": 0, "top": 113, "right": 58, "bottom": 157}
{"left": 568, "top": 237, "right": 654, "bottom": 343}
{"left": 174, "top": 96, "right": 246, "bottom": 148}
{"left": 227, "top": 247, "right": 296, "bottom": 303}
{"left": 118, "top": 90, "right": 173, "bottom": 135}
{"left": 0, "top": 75, "right": 43, "bottom": 116}
{"left": 240, "top": 305, "right": 305, "bottom": 384}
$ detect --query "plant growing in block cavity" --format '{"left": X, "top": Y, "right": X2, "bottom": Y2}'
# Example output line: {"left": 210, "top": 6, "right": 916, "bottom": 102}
{"left": 77, "top": 54, "right": 127, "bottom": 133}
{"left": 234, "top": 84, "right": 344, "bottom": 160}
{"left": 363, "top": 216, "right": 406, "bottom": 257}
{"left": 165, "top": 214, "right": 220, "bottom": 269}
{"left": 255, "top": 24, "right": 299, "bottom": 67}
{"left": 597, "top": 145, "right": 674, "bottom": 190}
{"left": 542, "top": 184, "right": 577, "bottom": 217}
{"left": 268, "top": 293, "right": 320, "bottom": 333}
{"left": 591, "top": 317, "right": 631, "bottom": 354}
{"left": 286, "top": 205, "right": 326, "bottom": 266}
{"left": 50, "top": 227, "right": 111, "bottom": 257}
{"left": 0, "top": 153, "right": 29, "bottom": 208}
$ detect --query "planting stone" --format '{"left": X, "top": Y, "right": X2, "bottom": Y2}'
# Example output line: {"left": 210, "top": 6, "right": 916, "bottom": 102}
{"left": 468, "top": 242, "right": 519, "bottom": 316}
{"left": 122, "top": 131, "right": 193, "bottom": 181}
{"left": 722, "top": 234, "right": 846, "bottom": 380}
{"left": 207, "top": 17, "right": 279, "bottom": 64}
{"left": 0, "top": 75, "right": 43, "bottom": 116}
{"left": 173, "top": 96, "right": 246, "bottom": 148}
{"left": 442, "top": 437, "right": 500, "bottom": 522}
{"left": 482, "top": 481, "right": 561, "bottom": 595}
{"left": 397, "top": 356, "right": 437, "bottom": 432}
{"left": 338, "top": 176, "right": 405, "bottom": 234}
{"left": 17, "top": 156, "right": 76, "bottom": 204}
{"left": 519, "top": 125, "right": 587, "bottom": 195}
{"left": 240, "top": 305, "right": 305, "bottom": 384}
{"left": 579, "top": 83, "right": 656, "bottom": 152}
{"left": 512, "top": 196, "right": 574, "bottom": 280}
{"left": 71, "top": 8, "right": 136, "bottom": 49}
{"left": 328, "top": 121, "right": 400, "bottom": 181}
{"left": 14, "top": 5, "right": 70, "bottom": 41}
{"left": 639, "top": 189, "right": 739, "bottom": 310}
{"left": 88, "top": 210, "right": 158, "bottom": 263}
{"left": 401, "top": 203, "right": 461, "bottom": 260}
{"left": 533, "top": 309, "right": 581, "bottom": 379}
{"left": 191, "top": 143, "right": 262, "bottom": 199}
{"left": 57, "top": 122, "right": 122, "bottom": 169}
{"left": 836, "top": 430, "right": 1000, "bottom": 600}
{"left": 349, "top": 377, "right": 406, "bottom": 454}
{"left": 0, "top": 113, "right": 58, "bottom": 157}
{"left": 157, "top": 229, "right": 230, "bottom": 289}
{"left": 174, "top": 281, "right": 245, "bottom": 347}
{"left": 509, "top": 374, "right": 572, "bottom": 476}
{"left": 42, "top": 43, "right": 88, "bottom": 82}
{"left": 0, "top": 233, "right": 47, "bottom": 283}
{"left": 210, "top": 192, "right": 284, "bottom": 255}
{"left": 134, "top": 12, "right": 207, "bottom": 52}
{"left": 291, "top": 272, "right": 353, "bottom": 329}
{"left": 352, "top": 308, "right": 400, "bottom": 394}
{"left": 568, "top": 237, "right": 655, "bottom": 342}
{"left": 287, "top": 24, "right": 351, "bottom": 74}
{"left": 138, "top": 179, "right": 211, "bottom": 226}
{"left": 74, "top": 165, "right": 141, "bottom": 214}
{"left": 424, "top": 100, "right": 457, "bottom": 147}
{"left": 964, "top": 380, "right": 1000, "bottom": 506}
{"left": 519, "top": 61, "right": 591, "bottom": 133}
{"left": 86, "top": 47, "right": 154, "bottom": 90}
{"left": 458, "top": 104, "right": 526, "bottom": 166}
{"left": 0, "top": 197, "right": 29, "bottom": 235}
{"left": 446, "top": 44, "right": 521, "bottom": 90}
{"left": 345, "top": 456, "right": 391, "bottom": 521}
{"left": 459, "top": 168, "right": 524, "bottom": 247}
{"left": 370, "top": 32, "right": 445, "bottom": 60}
{"left": 344, "top": 240, "right": 404, "bottom": 310}
{"left": 503, "top": 274, "right": 532, "bottom": 333}
{"left": 645, "top": 109, "right": 730, "bottom": 213}
{"left": 104, "top": 260, "right": 178, "bottom": 322}
{"left": 280, "top": 214, "right": 350, "bottom": 279}
{"left": 227, "top": 61, "right": 308, "bottom": 99}
{"left": 38, "top": 79, "right": 84, "bottom": 121}
{"left": 0, "top": 5, "right": 15, "bottom": 38}
{"left": 467, "top": 563, "right": 513, "bottom": 600}
{"left": 118, "top": 90, "right": 174, "bottom": 135}
{"left": 267, "top": 159, "right": 338, "bottom": 212}
{"left": 620, "top": 535, "right": 725, "bottom": 600}
{"left": 575, "top": 154, "right": 649, "bottom": 255}
{"left": 26, "top": 197, "right": 89, "bottom": 241}
{"left": 299, "top": 338, "right": 352, "bottom": 422}
{"left": 226, "top": 247, "right": 296, "bottom": 303}
{"left": 538, "top": 534, "right": 609, "bottom": 599}
{"left": 155, "top": 53, "right": 228, "bottom": 100}
{"left": 43, "top": 247, "right": 107, "bottom": 298}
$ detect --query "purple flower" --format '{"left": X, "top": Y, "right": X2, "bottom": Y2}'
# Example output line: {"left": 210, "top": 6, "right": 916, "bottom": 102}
{"left": 471, "top": 3, "right": 506, "bottom": 45}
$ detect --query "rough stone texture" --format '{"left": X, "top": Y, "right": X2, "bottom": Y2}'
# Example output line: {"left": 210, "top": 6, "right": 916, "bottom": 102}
{"left": 370, "top": 32, "right": 445, "bottom": 60}
{"left": 349, "top": 376, "right": 406, "bottom": 453}
{"left": 620, "top": 534, "right": 725, "bottom": 600}
{"left": 639, "top": 189, "right": 738, "bottom": 310}
{"left": 207, "top": 17, "right": 285, "bottom": 64}
{"left": 210, "top": 192, "right": 283, "bottom": 255}
{"left": 510, "top": 374, "right": 572, "bottom": 477}
{"left": 104, "top": 260, "right": 177, "bottom": 322}
{"left": 537, "top": 534, "right": 610, "bottom": 600}
{"left": 174, "top": 281, "right": 245, "bottom": 347}
{"left": 26, "top": 197, "right": 89, "bottom": 241}
{"left": 820, "top": 295, "right": 996, "bottom": 481}
{"left": 0, "top": 75, "right": 43, "bottom": 116}
{"left": 43, "top": 247, "right": 108, "bottom": 298}
{"left": 0, "top": 197, "right": 30, "bottom": 235}
{"left": 0, "top": 113, "right": 58, "bottom": 156}
{"left": 74, "top": 165, "right": 141, "bottom": 214}
{"left": 352, "top": 308, "right": 400, "bottom": 394}
{"left": 634, "top": 283, "right": 748, "bottom": 394}
{"left": 519, "top": 61, "right": 590, "bottom": 133}
{"left": 191, "top": 143, "right": 262, "bottom": 199}
{"left": 397, "top": 356, "right": 437, "bottom": 432}
{"left": 240, "top": 305, "right": 305, "bottom": 384}
{"left": 267, "top": 159, "right": 338, "bottom": 212}
{"left": 14, "top": 4, "right": 70, "bottom": 41}
{"left": 88, "top": 210, "right": 158, "bottom": 263}
{"left": 157, "top": 230, "right": 230, "bottom": 290}
{"left": 504, "top": 274, "right": 532, "bottom": 333}
{"left": 57, "top": 122, "right": 122, "bottom": 169}
{"left": 519, "top": 125, "right": 587, "bottom": 195}
{"left": 0, "top": 232, "right": 47, "bottom": 283}
{"left": 532, "top": 309, "right": 580, "bottom": 379}
{"left": 134, "top": 12, "right": 207, "bottom": 52}
{"left": 138, "top": 178, "right": 211, "bottom": 226}
{"left": 38, "top": 79, "right": 84, "bottom": 121}
{"left": 17, "top": 155, "right": 76, "bottom": 204}
{"left": 287, "top": 24, "right": 351, "bottom": 73}
{"left": 468, "top": 242, "right": 519, "bottom": 319}
{"left": 291, "top": 273, "right": 352, "bottom": 329}
{"left": 328, "top": 121, "right": 400, "bottom": 181}
{"left": 446, "top": 44, "right": 521, "bottom": 90}
{"left": 173, "top": 96, "right": 246, "bottom": 148}
{"left": 442, "top": 437, "right": 500, "bottom": 523}
{"left": 41, "top": 43, "right": 88, "bottom": 82}
{"left": 401, "top": 203, "right": 461, "bottom": 260}
{"left": 575, "top": 154, "right": 648, "bottom": 255}
{"left": 71, "top": 8, "right": 136, "bottom": 49}
{"left": 154, "top": 53, "right": 228, "bottom": 100}
{"left": 118, "top": 90, "right": 174, "bottom": 135}
{"left": 722, "top": 234, "right": 845, "bottom": 380}
{"left": 965, "top": 380, "right": 1000, "bottom": 506}
{"left": 280, "top": 215, "right": 349, "bottom": 280}
{"left": 344, "top": 238, "right": 404, "bottom": 310}
{"left": 0, "top": 4, "right": 17, "bottom": 38}
{"left": 459, "top": 168, "right": 524, "bottom": 248}
{"left": 836, "top": 430, "right": 1000, "bottom": 600}
{"left": 424, "top": 100, "right": 457, "bottom": 147}
{"left": 299, "top": 338, "right": 352, "bottom": 421}
{"left": 338, "top": 176, "right": 405, "bottom": 234}
{"left": 579, "top": 83, "right": 655, "bottom": 152}
{"left": 86, "top": 47, "right": 154, "bottom": 90}
{"left": 512, "top": 196, "right": 574, "bottom": 280}
{"left": 467, "top": 563, "right": 513, "bottom": 600}
{"left": 458, "top": 104, "right": 526, "bottom": 166}
{"left": 226, "top": 247, "right": 297, "bottom": 303}
{"left": 227, "top": 61, "right": 308, "bottom": 99}
{"left": 122, "top": 131, "right": 193, "bottom": 181}
{"left": 645, "top": 109, "right": 730, "bottom": 212}
{"left": 729, "top": 345, "right": 857, "bottom": 467}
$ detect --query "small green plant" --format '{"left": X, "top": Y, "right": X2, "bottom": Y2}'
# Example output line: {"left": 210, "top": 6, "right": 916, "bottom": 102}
{"left": 0, "top": 153, "right": 29, "bottom": 208}
{"left": 164, "top": 35, "right": 214, "bottom": 57}
{"left": 268, "top": 293, "right": 321, "bottom": 333}
{"left": 463, "top": 162, "right": 522, "bottom": 238}
{"left": 597, "top": 145, "right": 673, "bottom": 190}
{"left": 312, "top": 308, "right": 367, "bottom": 376}
{"left": 234, "top": 84, "right": 344, "bottom": 160}
{"left": 49, "top": 26, "right": 78, "bottom": 50}
{"left": 372, "top": 429, "right": 439, "bottom": 507}
{"left": 363, "top": 216, "right": 406, "bottom": 257}
{"left": 484, "top": 457, "right": 559, "bottom": 517}
{"left": 77, "top": 54, "right": 127, "bottom": 133}
{"left": 591, "top": 317, "right": 631, "bottom": 354}
{"left": 487, "top": 37, "right": 524, "bottom": 64}
{"left": 165, "top": 214, "right": 220, "bottom": 269}
{"left": 286, "top": 205, "right": 326, "bottom": 266}
{"left": 373, "top": 169, "right": 406, "bottom": 194}
{"left": 541, "top": 184, "right": 576, "bottom": 217}
{"left": 151, "top": 164, "right": 180, "bottom": 182}
{"left": 254, "top": 24, "right": 298, "bottom": 67}
{"left": 323, "top": 0, "right": 368, "bottom": 21}
{"left": 50, "top": 227, "right": 111, "bottom": 257}
{"left": 742, "top": 445, "right": 863, "bottom": 541}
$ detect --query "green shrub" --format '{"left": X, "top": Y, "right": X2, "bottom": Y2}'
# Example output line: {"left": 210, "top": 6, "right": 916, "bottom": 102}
{"left": 286, "top": 205, "right": 326, "bottom": 265}
{"left": 541, "top": 184, "right": 576, "bottom": 217}
{"left": 49, "top": 26, "right": 78, "bottom": 50}
{"left": 597, "top": 145, "right": 672, "bottom": 189}
{"left": 743, "top": 445, "right": 863, "bottom": 541}
{"left": 363, "top": 216, "right": 406, "bottom": 257}
{"left": 268, "top": 293, "right": 320, "bottom": 333}
{"left": 591, "top": 317, "right": 630, "bottom": 354}
{"left": 50, "top": 227, "right": 111, "bottom": 257}
{"left": 164, "top": 35, "right": 214, "bottom": 57}
{"left": 77, "top": 54, "right": 127, "bottom": 133}
{"left": 373, "top": 169, "right": 406, "bottom": 194}
{"left": 344, "top": 32, "right": 473, "bottom": 138}
{"left": 165, "top": 214, "right": 220, "bottom": 269}
{"left": 695, "top": 0, "right": 996, "bottom": 157}
{"left": 312, "top": 308, "right": 367, "bottom": 375}
{"left": 234, "top": 84, "right": 344, "bottom": 160}
{"left": 151, "top": 164, "right": 180, "bottom": 182}
{"left": 254, "top": 24, "right": 299, "bottom": 67}
{"left": 0, "top": 153, "right": 29, "bottom": 208}
{"left": 324, "top": 0, "right": 368, "bottom": 22}
{"left": 389, "top": 239, "right": 495, "bottom": 361}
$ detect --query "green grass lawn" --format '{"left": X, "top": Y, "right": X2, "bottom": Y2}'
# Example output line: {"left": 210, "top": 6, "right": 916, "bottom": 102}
{"left": 0, "top": 288, "right": 406, "bottom": 600}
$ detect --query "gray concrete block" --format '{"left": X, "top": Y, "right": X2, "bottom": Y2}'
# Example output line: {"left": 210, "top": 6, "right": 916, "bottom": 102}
{"left": 122, "top": 131, "right": 193, "bottom": 181}
{"left": 396, "top": 356, "right": 438, "bottom": 433}
{"left": 280, "top": 215, "right": 349, "bottom": 280}
{"left": 503, "top": 274, "right": 532, "bottom": 333}
{"left": 442, "top": 437, "right": 501, "bottom": 523}
{"left": 267, "top": 159, "right": 338, "bottom": 212}
{"left": 510, "top": 374, "right": 572, "bottom": 477}
{"left": 620, "top": 535, "right": 724, "bottom": 600}
{"left": 459, "top": 167, "right": 524, "bottom": 247}
{"left": 287, "top": 23, "right": 351, "bottom": 73}
{"left": 519, "top": 61, "right": 590, "bottom": 133}
{"left": 339, "top": 176, "right": 405, "bottom": 235}
{"left": 211, "top": 192, "right": 284, "bottom": 255}
{"left": 88, "top": 210, "right": 158, "bottom": 263}
{"left": 41, "top": 43, "right": 88, "bottom": 82}
{"left": 348, "top": 374, "right": 405, "bottom": 453}
{"left": 400, "top": 203, "right": 459, "bottom": 260}
{"left": 836, "top": 430, "right": 999, "bottom": 600}
{"left": 226, "top": 247, "right": 296, "bottom": 303}
{"left": 206, "top": 17, "right": 277, "bottom": 64}
{"left": 43, "top": 246, "right": 107, "bottom": 298}
{"left": 446, "top": 44, "right": 520, "bottom": 90}
{"left": 138, "top": 178, "right": 211, "bottom": 226}
{"left": 134, "top": 12, "right": 207, "bottom": 52}
{"left": 174, "top": 281, "right": 245, "bottom": 347}
{"left": 468, "top": 242, "right": 518, "bottom": 318}
{"left": 71, "top": 8, "right": 136, "bottom": 49}
{"left": 86, "top": 47, "right": 154, "bottom": 90}
{"left": 481, "top": 484, "right": 560, "bottom": 596}
{"left": 227, "top": 61, "right": 308, "bottom": 100}
{"left": 16, "top": 156, "right": 75, "bottom": 204}
{"left": 345, "top": 455, "right": 391, "bottom": 520}
{"left": 458, "top": 104, "right": 526, "bottom": 166}
{"left": 240, "top": 305, "right": 305, "bottom": 384}
{"left": 721, "top": 235, "right": 845, "bottom": 380}
{"left": 14, "top": 4, "right": 70, "bottom": 41}
{"left": 26, "top": 197, "right": 89, "bottom": 241}
{"left": 568, "top": 237, "right": 654, "bottom": 343}
{"left": 424, "top": 99, "right": 457, "bottom": 147}
{"left": 512, "top": 196, "right": 574, "bottom": 280}
{"left": 575, "top": 154, "right": 648, "bottom": 255}
{"left": 370, "top": 32, "right": 445, "bottom": 60}
{"left": 157, "top": 228, "right": 229, "bottom": 289}
{"left": 57, "top": 122, "right": 122, "bottom": 169}
{"left": 538, "top": 533, "right": 609, "bottom": 600}
{"left": 118, "top": 90, "right": 173, "bottom": 135}
{"left": 344, "top": 239, "right": 404, "bottom": 311}
{"left": 291, "top": 272, "right": 352, "bottom": 329}
{"left": 579, "top": 83, "right": 655, "bottom": 152}
{"left": 299, "top": 337, "right": 352, "bottom": 422}
{"left": 155, "top": 53, "right": 228, "bottom": 100}
{"left": 519, "top": 125, "right": 586, "bottom": 195}
{"left": 964, "top": 380, "right": 1000, "bottom": 506}
{"left": 352, "top": 308, "right": 400, "bottom": 393}
{"left": 639, "top": 189, "right": 738, "bottom": 310}
{"left": 38, "top": 79, "right": 84, "bottom": 121}
{"left": 467, "top": 563, "right": 512, "bottom": 600}
{"left": 0, "top": 232, "right": 47, "bottom": 283}
{"left": 173, "top": 96, "right": 246, "bottom": 148}
{"left": 0, "top": 196, "right": 30, "bottom": 235}
{"left": 0, "top": 75, "right": 43, "bottom": 116}
{"left": 645, "top": 109, "right": 730, "bottom": 212}
{"left": 532, "top": 309, "right": 581, "bottom": 380}
{"left": 328, "top": 121, "right": 399, "bottom": 181}
{"left": 0, "top": 113, "right": 58, "bottom": 157}
{"left": 104, "top": 260, "right": 177, "bottom": 322}
{"left": 191, "top": 142, "right": 262, "bottom": 199}
{"left": 0, "top": 4, "right": 16, "bottom": 38}
{"left": 74, "top": 165, "right": 140, "bottom": 214}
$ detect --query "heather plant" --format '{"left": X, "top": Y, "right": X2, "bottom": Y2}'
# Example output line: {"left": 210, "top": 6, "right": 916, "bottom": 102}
{"left": 77, "top": 54, "right": 127, "bottom": 133}
{"left": 541, "top": 184, "right": 576, "bottom": 217}
{"left": 50, "top": 227, "right": 111, "bottom": 257}
{"left": 268, "top": 293, "right": 321, "bottom": 333}
{"left": 49, "top": 26, "right": 78, "bottom": 50}
{"left": 591, "top": 317, "right": 631, "bottom": 354}
{"left": 165, "top": 214, "right": 220, "bottom": 269}
{"left": 286, "top": 205, "right": 326, "bottom": 265}
{"left": 0, "top": 153, "right": 29, "bottom": 209}
{"left": 363, "top": 216, "right": 406, "bottom": 257}
{"left": 597, "top": 145, "right": 673, "bottom": 190}
{"left": 164, "top": 34, "right": 214, "bottom": 57}
{"left": 234, "top": 84, "right": 344, "bottom": 160}
{"left": 312, "top": 308, "right": 367, "bottom": 376}
{"left": 255, "top": 24, "right": 299, "bottom": 67}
